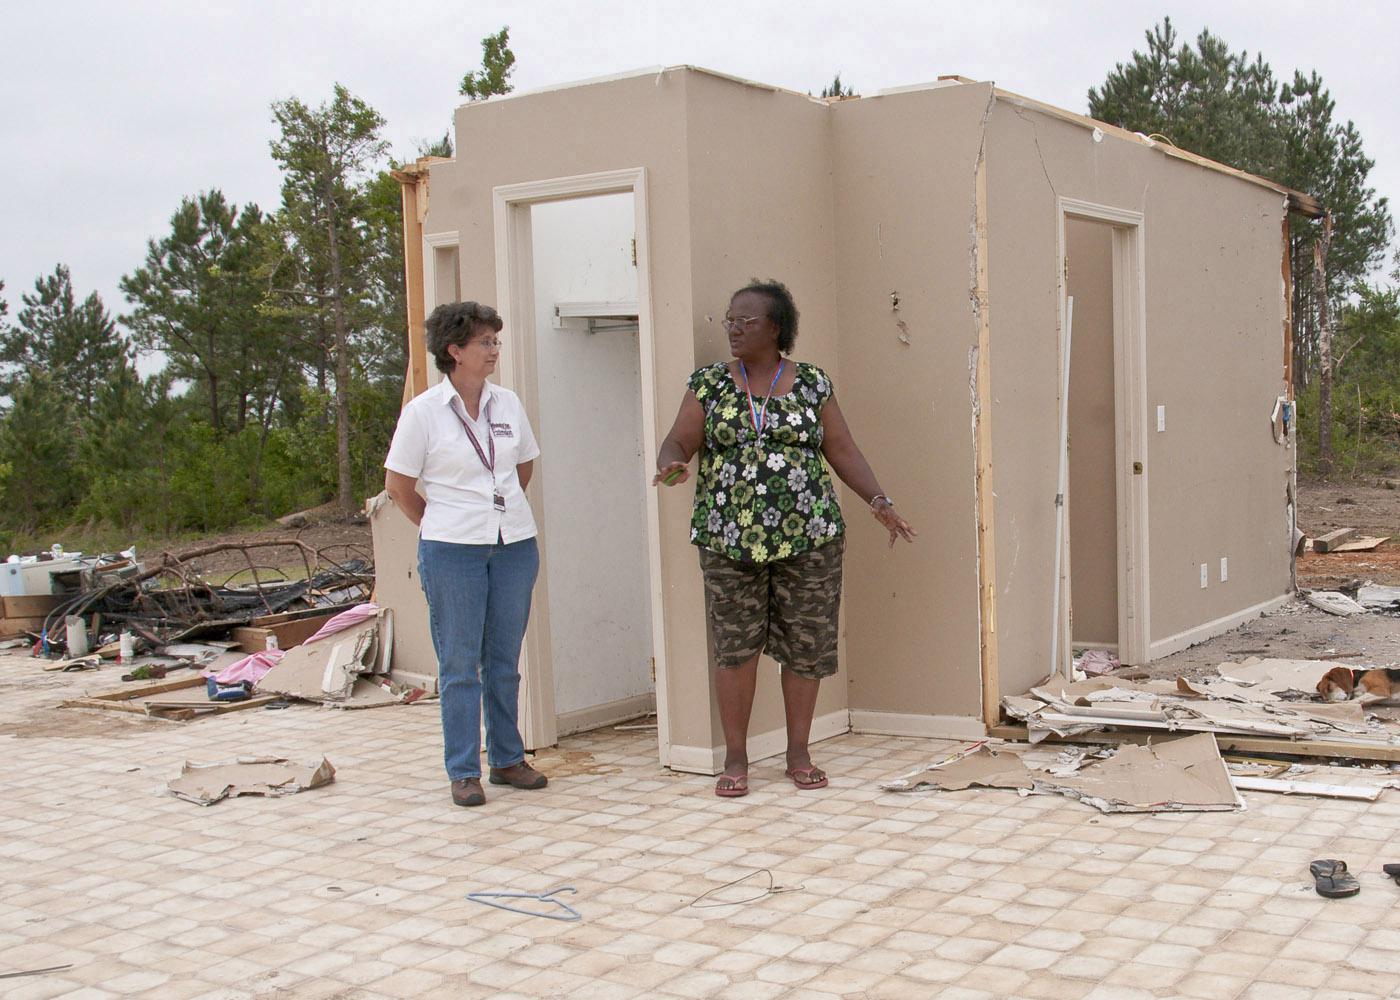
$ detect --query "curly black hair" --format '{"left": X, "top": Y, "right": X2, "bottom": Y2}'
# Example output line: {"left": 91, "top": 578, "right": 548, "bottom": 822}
{"left": 732, "top": 279, "right": 799, "bottom": 354}
{"left": 425, "top": 301, "right": 504, "bottom": 374}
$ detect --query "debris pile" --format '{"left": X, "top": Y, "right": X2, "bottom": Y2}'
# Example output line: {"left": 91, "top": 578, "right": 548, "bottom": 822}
{"left": 2, "top": 540, "right": 372, "bottom": 659}
{"left": 1004, "top": 657, "right": 1399, "bottom": 749}
{"left": 60, "top": 602, "right": 426, "bottom": 721}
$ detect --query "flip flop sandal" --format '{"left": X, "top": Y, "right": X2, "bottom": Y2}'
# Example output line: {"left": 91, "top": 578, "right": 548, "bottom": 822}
{"left": 1311, "top": 859, "right": 1360, "bottom": 898}
{"left": 784, "top": 766, "right": 828, "bottom": 790}
{"left": 715, "top": 772, "right": 749, "bottom": 798}
{"left": 1382, "top": 863, "right": 1400, "bottom": 885}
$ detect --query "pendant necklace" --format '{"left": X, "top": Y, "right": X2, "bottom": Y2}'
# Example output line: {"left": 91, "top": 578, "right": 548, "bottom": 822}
{"left": 739, "top": 359, "right": 785, "bottom": 455}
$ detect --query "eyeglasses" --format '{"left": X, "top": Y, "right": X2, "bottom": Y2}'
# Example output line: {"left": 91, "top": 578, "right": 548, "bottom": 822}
{"left": 722, "top": 316, "right": 763, "bottom": 332}
{"left": 471, "top": 338, "right": 502, "bottom": 350}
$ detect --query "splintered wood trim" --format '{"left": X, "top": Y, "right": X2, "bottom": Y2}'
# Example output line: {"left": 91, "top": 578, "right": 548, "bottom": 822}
{"left": 1282, "top": 210, "right": 1294, "bottom": 396}
{"left": 989, "top": 723, "right": 1400, "bottom": 764}
{"left": 973, "top": 151, "right": 1000, "bottom": 729}
{"left": 397, "top": 174, "right": 430, "bottom": 402}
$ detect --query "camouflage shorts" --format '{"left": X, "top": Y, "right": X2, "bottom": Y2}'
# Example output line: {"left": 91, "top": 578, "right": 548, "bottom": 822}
{"left": 697, "top": 534, "right": 845, "bottom": 679}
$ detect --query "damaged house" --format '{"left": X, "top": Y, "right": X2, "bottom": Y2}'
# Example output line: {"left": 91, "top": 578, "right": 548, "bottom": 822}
{"left": 375, "top": 67, "right": 1322, "bottom": 774}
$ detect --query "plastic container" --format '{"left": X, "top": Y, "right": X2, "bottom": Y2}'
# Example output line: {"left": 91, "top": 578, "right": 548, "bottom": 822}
{"left": 65, "top": 616, "right": 90, "bottom": 657}
{"left": 118, "top": 631, "right": 134, "bottom": 663}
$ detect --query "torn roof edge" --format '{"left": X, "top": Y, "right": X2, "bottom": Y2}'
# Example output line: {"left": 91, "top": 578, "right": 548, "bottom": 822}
{"left": 992, "top": 87, "right": 1324, "bottom": 217}
{"left": 440, "top": 65, "right": 1323, "bottom": 216}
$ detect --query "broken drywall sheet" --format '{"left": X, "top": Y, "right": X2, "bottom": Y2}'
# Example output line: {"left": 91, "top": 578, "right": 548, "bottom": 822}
{"left": 1006, "top": 658, "right": 1400, "bottom": 746}
{"left": 1040, "top": 734, "right": 1242, "bottom": 813}
{"left": 1358, "top": 584, "right": 1400, "bottom": 610}
{"left": 1305, "top": 591, "right": 1368, "bottom": 616}
{"left": 167, "top": 757, "right": 335, "bottom": 806}
{"left": 882, "top": 744, "right": 1035, "bottom": 793}
{"left": 1216, "top": 657, "right": 1347, "bottom": 693}
{"left": 882, "top": 735, "right": 1241, "bottom": 813}
{"left": 254, "top": 611, "right": 388, "bottom": 703}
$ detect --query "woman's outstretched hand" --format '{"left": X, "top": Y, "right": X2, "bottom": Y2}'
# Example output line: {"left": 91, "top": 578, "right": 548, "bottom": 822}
{"left": 653, "top": 461, "right": 690, "bottom": 487}
{"left": 873, "top": 502, "right": 917, "bottom": 548}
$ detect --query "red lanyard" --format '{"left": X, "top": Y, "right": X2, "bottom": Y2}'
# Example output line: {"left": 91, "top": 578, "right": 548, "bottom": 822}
{"left": 452, "top": 396, "right": 495, "bottom": 475}
{"left": 739, "top": 360, "right": 785, "bottom": 444}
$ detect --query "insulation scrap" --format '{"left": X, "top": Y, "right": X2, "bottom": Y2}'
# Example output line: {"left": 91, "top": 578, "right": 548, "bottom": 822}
{"left": 167, "top": 756, "right": 335, "bottom": 806}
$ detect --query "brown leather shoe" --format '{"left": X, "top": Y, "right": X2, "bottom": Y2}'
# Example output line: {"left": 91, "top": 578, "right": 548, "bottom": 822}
{"left": 451, "top": 777, "right": 485, "bottom": 807}
{"left": 488, "top": 762, "right": 548, "bottom": 790}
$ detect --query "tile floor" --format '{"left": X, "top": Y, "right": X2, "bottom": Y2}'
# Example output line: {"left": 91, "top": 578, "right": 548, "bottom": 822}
{"left": 2, "top": 655, "right": 1400, "bottom": 999}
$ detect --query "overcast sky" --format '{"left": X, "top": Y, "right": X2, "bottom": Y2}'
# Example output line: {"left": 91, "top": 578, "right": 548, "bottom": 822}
{"left": 4, "top": 0, "right": 1397, "bottom": 346}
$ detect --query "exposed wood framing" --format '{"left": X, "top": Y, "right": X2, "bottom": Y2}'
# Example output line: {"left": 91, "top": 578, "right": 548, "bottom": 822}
{"left": 1282, "top": 211, "right": 1294, "bottom": 395}
{"left": 992, "top": 87, "right": 1323, "bottom": 217}
{"left": 391, "top": 157, "right": 447, "bottom": 404}
{"left": 973, "top": 151, "right": 1000, "bottom": 728}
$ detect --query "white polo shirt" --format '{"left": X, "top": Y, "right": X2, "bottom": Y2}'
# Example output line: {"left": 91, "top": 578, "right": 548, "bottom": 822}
{"left": 384, "top": 378, "right": 541, "bottom": 545}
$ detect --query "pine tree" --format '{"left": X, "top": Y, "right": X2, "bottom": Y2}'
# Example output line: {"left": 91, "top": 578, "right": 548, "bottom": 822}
{"left": 1, "top": 265, "right": 131, "bottom": 418}
{"left": 269, "top": 84, "right": 389, "bottom": 513}
{"left": 460, "top": 27, "right": 516, "bottom": 100}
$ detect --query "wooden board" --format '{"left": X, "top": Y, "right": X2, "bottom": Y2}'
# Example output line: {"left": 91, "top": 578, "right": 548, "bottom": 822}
{"left": 0, "top": 616, "right": 48, "bottom": 636}
{"left": 1330, "top": 536, "right": 1388, "bottom": 553}
{"left": 231, "top": 611, "right": 340, "bottom": 653}
{"left": 62, "top": 674, "right": 278, "bottom": 721}
{"left": 973, "top": 145, "right": 1000, "bottom": 729}
{"left": 990, "top": 723, "right": 1400, "bottom": 764}
{"left": 1313, "top": 528, "right": 1357, "bottom": 553}
{"left": 2, "top": 595, "right": 61, "bottom": 618}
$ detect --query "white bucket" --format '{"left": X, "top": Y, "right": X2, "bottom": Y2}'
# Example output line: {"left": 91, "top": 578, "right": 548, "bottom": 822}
{"left": 65, "top": 616, "right": 89, "bottom": 657}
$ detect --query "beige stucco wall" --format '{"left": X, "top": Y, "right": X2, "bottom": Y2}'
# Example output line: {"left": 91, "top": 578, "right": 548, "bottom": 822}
{"left": 424, "top": 71, "right": 710, "bottom": 753}
{"left": 422, "top": 69, "right": 849, "bottom": 761}
{"left": 830, "top": 83, "right": 994, "bottom": 722}
{"left": 404, "top": 69, "right": 1295, "bottom": 757}
{"left": 986, "top": 98, "right": 1292, "bottom": 696}
{"left": 679, "top": 72, "right": 848, "bottom": 746}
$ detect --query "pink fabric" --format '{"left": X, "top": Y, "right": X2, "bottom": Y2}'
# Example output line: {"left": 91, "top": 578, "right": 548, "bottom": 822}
{"left": 303, "top": 602, "right": 380, "bottom": 645}
{"left": 212, "top": 649, "right": 284, "bottom": 685}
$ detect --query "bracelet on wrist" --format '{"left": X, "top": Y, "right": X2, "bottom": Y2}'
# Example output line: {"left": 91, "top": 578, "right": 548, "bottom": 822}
{"left": 869, "top": 494, "right": 893, "bottom": 511}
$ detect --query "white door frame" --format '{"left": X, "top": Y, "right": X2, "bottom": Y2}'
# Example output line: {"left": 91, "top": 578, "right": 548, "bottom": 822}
{"left": 1056, "top": 198, "right": 1151, "bottom": 667}
{"left": 491, "top": 167, "right": 671, "bottom": 762}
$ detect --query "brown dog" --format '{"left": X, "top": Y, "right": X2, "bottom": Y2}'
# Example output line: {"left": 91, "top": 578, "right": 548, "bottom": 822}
{"left": 1317, "top": 666, "right": 1400, "bottom": 701}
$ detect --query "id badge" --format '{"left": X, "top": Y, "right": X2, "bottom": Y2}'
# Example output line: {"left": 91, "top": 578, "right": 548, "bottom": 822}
{"left": 493, "top": 493, "right": 507, "bottom": 512}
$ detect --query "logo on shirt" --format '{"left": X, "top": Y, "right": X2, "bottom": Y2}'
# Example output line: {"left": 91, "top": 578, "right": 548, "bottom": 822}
{"left": 490, "top": 422, "right": 514, "bottom": 438}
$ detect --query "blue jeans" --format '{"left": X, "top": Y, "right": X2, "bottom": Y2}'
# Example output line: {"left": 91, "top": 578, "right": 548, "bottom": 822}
{"left": 418, "top": 536, "right": 539, "bottom": 780}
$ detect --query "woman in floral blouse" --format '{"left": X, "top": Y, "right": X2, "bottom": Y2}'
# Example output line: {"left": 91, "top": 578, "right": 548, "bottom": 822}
{"left": 655, "top": 280, "right": 915, "bottom": 797}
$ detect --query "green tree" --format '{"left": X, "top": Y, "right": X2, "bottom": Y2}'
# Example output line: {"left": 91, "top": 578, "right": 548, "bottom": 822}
{"left": 820, "top": 73, "right": 857, "bottom": 99}
{"left": 269, "top": 84, "right": 389, "bottom": 513}
{"left": 120, "top": 192, "right": 283, "bottom": 432}
{"left": 460, "top": 26, "right": 516, "bottom": 99}
{"left": 0, "top": 372, "right": 80, "bottom": 530}
{"left": 1, "top": 265, "right": 131, "bottom": 417}
{"left": 1088, "top": 18, "right": 1393, "bottom": 475}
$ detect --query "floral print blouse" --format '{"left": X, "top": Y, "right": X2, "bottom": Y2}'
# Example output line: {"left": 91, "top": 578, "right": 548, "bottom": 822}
{"left": 688, "top": 361, "right": 845, "bottom": 563}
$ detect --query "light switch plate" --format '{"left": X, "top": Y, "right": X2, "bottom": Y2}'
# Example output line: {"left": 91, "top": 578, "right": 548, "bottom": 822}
{"left": 1220, "top": 557, "right": 1229, "bottom": 582}
{"left": 1200, "top": 564, "right": 1208, "bottom": 588}
{"left": 1157, "top": 405, "right": 1166, "bottom": 432}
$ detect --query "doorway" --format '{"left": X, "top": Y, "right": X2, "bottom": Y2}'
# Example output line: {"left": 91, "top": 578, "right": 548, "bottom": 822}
{"left": 529, "top": 194, "right": 653, "bottom": 735}
{"left": 1057, "top": 199, "right": 1150, "bottom": 670}
{"left": 491, "top": 168, "right": 671, "bottom": 761}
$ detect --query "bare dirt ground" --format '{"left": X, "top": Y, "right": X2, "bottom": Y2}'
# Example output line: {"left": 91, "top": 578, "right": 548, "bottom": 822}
{"left": 1144, "top": 477, "right": 1400, "bottom": 681}
{"left": 149, "top": 504, "right": 374, "bottom": 583}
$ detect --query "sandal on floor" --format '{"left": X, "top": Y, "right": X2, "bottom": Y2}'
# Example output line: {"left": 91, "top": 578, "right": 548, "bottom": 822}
{"left": 784, "top": 766, "right": 828, "bottom": 791}
{"left": 1311, "top": 859, "right": 1360, "bottom": 898}
{"left": 715, "top": 772, "right": 749, "bottom": 798}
